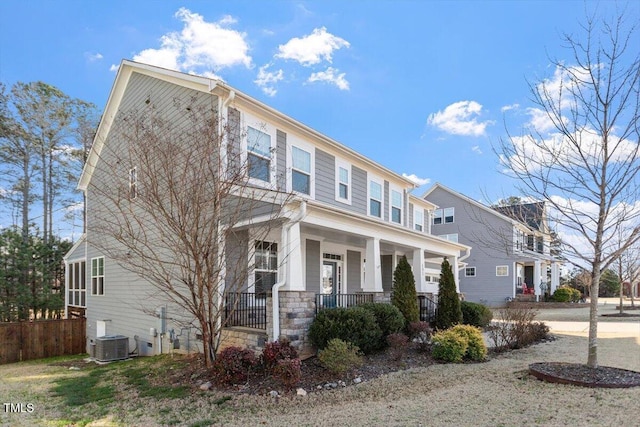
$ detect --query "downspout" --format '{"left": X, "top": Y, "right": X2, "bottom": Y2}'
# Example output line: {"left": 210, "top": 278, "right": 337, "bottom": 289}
{"left": 271, "top": 200, "right": 307, "bottom": 342}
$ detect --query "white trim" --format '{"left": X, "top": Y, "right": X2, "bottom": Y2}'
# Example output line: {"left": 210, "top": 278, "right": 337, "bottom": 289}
{"left": 286, "top": 136, "right": 315, "bottom": 198}
{"left": 335, "top": 158, "right": 352, "bottom": 205}
{"left": 367, "top": 174, "right": 384, "bottom": 219}
{"left": 465, "top": 266, "right": 476, "bottom": 277}
{"left": 496, "top": 265, "right": 509, "bottom": 277}
{"left": 413, "top": 206, "right": 424, "bottom": 232}
{"left": 90, "top": 256, "right": 105, "bottom": 296}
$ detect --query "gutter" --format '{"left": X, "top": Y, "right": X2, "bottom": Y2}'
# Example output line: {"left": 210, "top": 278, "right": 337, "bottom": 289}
{"left": 271, "top": 200, "right": 307, "bottom": 342}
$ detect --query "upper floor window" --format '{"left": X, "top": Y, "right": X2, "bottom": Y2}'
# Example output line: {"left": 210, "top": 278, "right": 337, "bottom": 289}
{"left": 433, "top": 207, "right": 454, "bottom": 224}
{"left": 414, "top": 207, "right": 424, "bottom": 231}
{"left": 291, "top": 146, "right": 311, "bottom": 195}
{"left": 391, "top": 189, "right": 403, "bottom": 224}
{"left": 335, "top": 159, "right": 351, "bottom": 204}
{"left": 438, "top": 233, "right": 459, "bottom": 243}
{"left": 129, "top": 167, "right": 137, "bottom": 200}
{"left": 247, "top": 126, "right": 272, "bottom": 183}
{"left": 465, "top": 267, "right": 476, "bottom": 277}
{"left": 91, "top": 257, "right": 104, "bottom": 296}
{"left": 369, "top": 178, "right": 383, "bottom": 218}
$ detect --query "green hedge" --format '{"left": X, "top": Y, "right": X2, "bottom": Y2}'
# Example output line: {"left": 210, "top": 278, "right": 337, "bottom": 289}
{"left": 308, "top": 307, "right": 382, "bottom": 354}
{"left": 461, "top": 301, "right": 493, "bottom": 327}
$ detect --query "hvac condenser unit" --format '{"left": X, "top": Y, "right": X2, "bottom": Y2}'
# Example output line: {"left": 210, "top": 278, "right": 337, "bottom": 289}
{"left": 94, "top": 335, "right": 129, "bottom": 362}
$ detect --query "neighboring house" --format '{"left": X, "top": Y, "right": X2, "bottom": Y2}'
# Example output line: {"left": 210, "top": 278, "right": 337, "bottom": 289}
{"left": 64, "top": 60, "right": 470, "bottom": 357}
{"left": 423, "top": 183, "right": 561, "bottom": 307}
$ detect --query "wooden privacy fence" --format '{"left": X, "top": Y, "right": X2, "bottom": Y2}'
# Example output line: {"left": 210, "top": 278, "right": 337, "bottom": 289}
{"left": 0, "top": 318, "right": 86, "bottom": 365}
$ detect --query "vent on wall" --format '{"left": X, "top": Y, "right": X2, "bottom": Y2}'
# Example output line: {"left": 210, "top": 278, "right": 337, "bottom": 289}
{"left": 95, "top": 335, "right": 129, "bottom": 362}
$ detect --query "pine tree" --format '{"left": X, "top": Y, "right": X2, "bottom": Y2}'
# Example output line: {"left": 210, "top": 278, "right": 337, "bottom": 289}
{"left": 391, "top": 256, "right": 419, "bottom": 325}
{"left": 435, "top": 257, "right": 462, "bottom": 330}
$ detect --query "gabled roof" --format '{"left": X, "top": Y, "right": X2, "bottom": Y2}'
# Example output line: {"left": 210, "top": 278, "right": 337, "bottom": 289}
{"left": 422, "top": 182, "right": 542, "bottom": 233}
{"left": 494, "top": 202, "right": 546, "bottom": 231}
{"left": 79, "top": 60, "right": 418, "bottom": 191}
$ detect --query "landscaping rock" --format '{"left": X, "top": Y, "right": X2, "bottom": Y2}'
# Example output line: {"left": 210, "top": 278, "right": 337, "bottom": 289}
{"left": 199, "top": 381, "right": 211, "bottom": 391}
{"left": 269, "top": 390, "right": 279, "bottom": 398}
{"left": 296, "top": 388, "right": 307, "bottom": 396}
{"left": 353, "top": 377, "right": 362, "bottom": 384}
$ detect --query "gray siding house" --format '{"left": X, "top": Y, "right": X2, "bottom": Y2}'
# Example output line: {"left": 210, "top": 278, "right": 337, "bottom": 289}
{"left": 423, "top": 183, "right": 561, "bottom": 307}
{"left": 64, "top": 61, "right": 469, "bottom": 357}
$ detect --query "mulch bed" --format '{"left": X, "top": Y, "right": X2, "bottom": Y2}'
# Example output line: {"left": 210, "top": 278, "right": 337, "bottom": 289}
{"left": 529, "top": 362, "right": 640, "bottom": 388}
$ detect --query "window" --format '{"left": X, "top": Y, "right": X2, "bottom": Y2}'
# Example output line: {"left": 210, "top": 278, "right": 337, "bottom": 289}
{"left": 129, "top": 167, "right": 137, "bottom": 200}
{"left": 425, "top": 274, "right": 439, "bottom": 283}
{"left": 254, "top": 241, "right": 277, "bottom": 295}
{"left": 496, "top": 265, "right": 509, "bottom": 276}
{"left": 67, "top": 260, "right": 86, "bottom": 307}
{"left": 369, "top": 179, "right": 383, "bottom": 218}
{"left": 247, "top": 126, "right": 272, "bottom": 183}
{"left": 291, "top": 146, "right": 311, "bottom": 195}
{"left": 414, "top": 207, "right": 424, "bottom": 231}
{"left": 335, "top": 160, "right": 351, "bottom": 203}
{"left": 438, "top": 233, "right": 459, "bottom": 243}
{"left": 91, "top": 257, "right": 104, "bottom": 296}
{"left": 433, "top": 207, "right": 454, "bottom": 224}
{"left": 465, "top": 267, "right": 476, "bottom": 277}
{"left": 391, "top": 189, "right": 403, "bottom": 224}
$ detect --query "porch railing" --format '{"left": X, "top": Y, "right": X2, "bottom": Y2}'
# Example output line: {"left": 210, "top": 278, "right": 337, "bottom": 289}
{"left": 315, "top": 293, "right": 374, "bottom": 314}
{"left": 223, "top": 292, "right": 267, "bottom": 330}
{"left": 418, "top": 295, "right": 438, "bottom": 324}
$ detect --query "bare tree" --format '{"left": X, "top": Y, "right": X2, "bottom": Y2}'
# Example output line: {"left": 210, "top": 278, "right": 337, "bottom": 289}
{"left": 499, "top": 9, "right": 640, "bottom": 367}
{"left": 87, "top": 95, "right": 295, "bottom": 366}
{"left": 616, "top": 242, "right": 640, "bottom": 311}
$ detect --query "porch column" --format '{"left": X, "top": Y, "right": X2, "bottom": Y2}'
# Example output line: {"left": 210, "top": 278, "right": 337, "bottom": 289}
{"left": 533, "top": 260, "right": 542, "bottom": 299}
{"left": 363, "top": 237, "right": 383, "bottom": 292}
{"left": 412, "top": 248, "right": 427, "bottom": 293}
{"left": 550, "top": 262, "right": 560, "bottom": 293}
{"left": 285, "top": 222, "right": 304, "bottom": 291}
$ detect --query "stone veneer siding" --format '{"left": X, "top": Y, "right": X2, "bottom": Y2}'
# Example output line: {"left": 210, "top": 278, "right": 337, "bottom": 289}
{"left": 219, "top": 327, "right": 267, "bottom": 354}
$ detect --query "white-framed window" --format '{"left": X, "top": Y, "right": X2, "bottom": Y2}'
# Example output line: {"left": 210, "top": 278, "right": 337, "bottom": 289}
{"left": 438, "top": 233, "right": 459, "bottom": 243}
{"left": 425, "top": 274, "right": 439, "bottom": 283}
{"left": 254, "top": 241, "right": 277, "bottom": 295}
{"left": 335, "top": 159, "right": 351, "bottom": 204}
{"left": 414, "top": 207, "right": 424, "bottom": 232}
{"left": 129, "top": 167, "right": 137, "bottom": 200}
{"left": 291, "top": 146, "right": 311, "bottom": 195}
{"left": 433, "top": 207, "right": 455, "bottom": 224}
{"left": 67, "top": 260, "right": 86, "bottom": 307}
{"left": 246, "top": 126, "right": 272, "bottom": 183}
{"left": 465, "top": 267, "right": 476, "bottom": 277}
{"left": 496, "top": 265, "right": 509, "bottom": 276}
{"left": 91, "top": 257, "right": 104, "bottom": 296}
{"left": 368, "top": 176, "right": 384, "bottom": 218}
{"left": 390, "top": 188, "right": 403, "bottom": 224}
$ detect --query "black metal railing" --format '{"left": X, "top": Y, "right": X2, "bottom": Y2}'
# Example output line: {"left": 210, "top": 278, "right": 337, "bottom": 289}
{"left": 315, "top": 293, "right": 374, "bottom": 314}
{"left": 223, "top": 293, "right": 267, "bottom": 330}
{"left": 418, "top": 295, "right": 438, "bottom": 324}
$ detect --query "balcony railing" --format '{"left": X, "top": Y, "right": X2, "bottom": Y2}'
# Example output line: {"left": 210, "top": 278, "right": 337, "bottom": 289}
{"left": 315, "top": 293, "right": 374, "bottom": 314}
{"left": 223, "top": 292, "right": 267, "bottom": 330}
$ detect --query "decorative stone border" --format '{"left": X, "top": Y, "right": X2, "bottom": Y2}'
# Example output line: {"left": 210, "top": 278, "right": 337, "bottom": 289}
{"left": 529, "top": 362, "right": 640, "bottom": 388}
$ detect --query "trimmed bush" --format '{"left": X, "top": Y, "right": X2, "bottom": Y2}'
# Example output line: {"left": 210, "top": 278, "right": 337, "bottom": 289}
{"left": 391, "top": 256, "right": 420, "bottom": 326}
{"left": 272, "top": 358, "right": 302, "bottom": 389}
{"left": 431, "top": 329, "right": 468, "bottom": 363}
{"left": 360, "top": 302, "right": 405, "bottom": 349}
{"left": 261, "top": 338, "right": 298, "bottom": 372}
{"left": 211, "top": 346, "right": 257, "bottom": 385}
{"left": 435, "top": 258, "right": 463, "bottom": 330}
{"left": 309, "top": 306, "right": 382, "bottom": 354}
{"left": 487, "top": 307, "right": 549, "bottom": 351}
{"left": 552, "top": 286, "right": 582, "bottom": 303}
{"left": 450, "top": 324, "right": 487, "bottom": 361}
{"left": 461, "top": 301, "right": 493, "bottom": 328}
{"left": 318, "top": 338, "right": 363, "bottom": 374}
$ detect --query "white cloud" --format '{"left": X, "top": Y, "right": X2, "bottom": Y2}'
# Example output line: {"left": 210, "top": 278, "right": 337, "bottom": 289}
{"left": 276, "top": 27, "right": 350, "bottom": 66}
{"left": 307, "top": 67, "right": 349, "bottom": 90}
{"left": 131, "top": 8, "right": 251, "bottom": 76}
{"left": 84, "top": 52, "right": 103, "bottom": 62}
{"left": 526, "top": 107, "right": 560, "bottom": 133}
{"left": 501, "top": 103, "right": 519, "bottom": 112}
{"left": 427, "top": 101, "right": 494, "bottom": 136}
{"left": 472, "top": 145, "right": 483, "bottom": 154}
{"left": 254, "top": 64, "right": 284, "bottom": 97}
{"left": 402, "top": 173, "right": 430, "bottom": 186}
{"left": 109, "top": 64, "right": 119, "bottom": 73}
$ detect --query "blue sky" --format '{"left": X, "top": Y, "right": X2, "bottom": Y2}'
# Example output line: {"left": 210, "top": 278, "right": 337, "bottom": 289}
{"left": 1, "top": 1, "right": 637, "bottom": 241}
